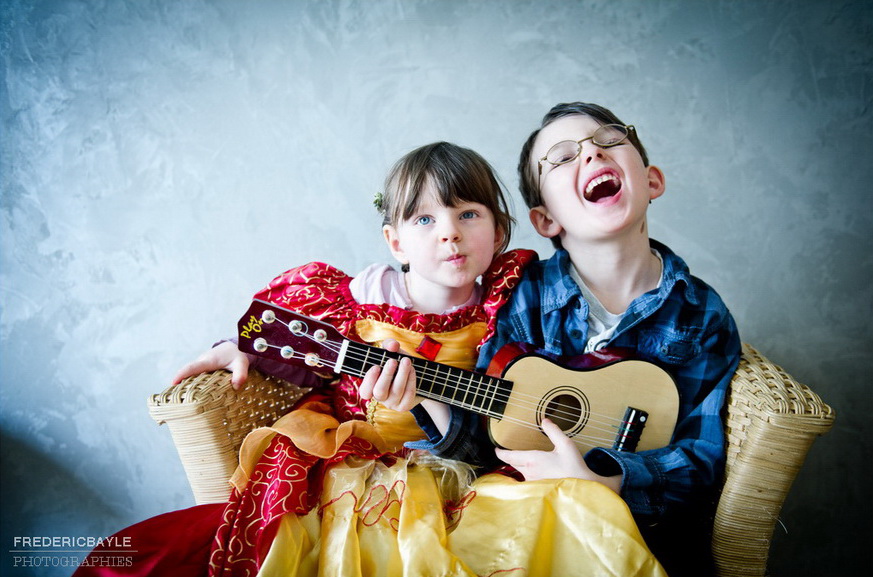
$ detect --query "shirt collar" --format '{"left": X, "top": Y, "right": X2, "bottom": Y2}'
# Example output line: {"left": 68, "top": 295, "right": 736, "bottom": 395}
{"left": 540, "top": 249, "right": 585, "bottom": 314}
{"left": 539, "top": 240, "right": 699, "bottom": 312}
{"left": 650, "top": 239, "right": 700, "bottom": 305}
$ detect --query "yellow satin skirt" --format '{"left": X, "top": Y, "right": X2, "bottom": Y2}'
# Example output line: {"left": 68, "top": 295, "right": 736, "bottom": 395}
{"left": 256, "top": 456, "right": 666, "bottom": 577}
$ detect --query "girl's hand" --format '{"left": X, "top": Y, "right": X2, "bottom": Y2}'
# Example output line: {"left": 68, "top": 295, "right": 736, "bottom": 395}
{"left": 358, "top": 339, "right": 420, "bottom": 412}
{"left": 172, "top": 341, "right": 251, "bottom": 390}
{"left": 494, "top": 418, "right": 623, "bottom": 494}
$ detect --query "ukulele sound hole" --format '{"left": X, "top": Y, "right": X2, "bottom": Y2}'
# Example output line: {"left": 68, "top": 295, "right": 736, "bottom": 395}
{"left": 541, "top": 388, "right": 589, "bottom": 435}
{"left": 545, "top": 394, "right": 581, "bottom": 431}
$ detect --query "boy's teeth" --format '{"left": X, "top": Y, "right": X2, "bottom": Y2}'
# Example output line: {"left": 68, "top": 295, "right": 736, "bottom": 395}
{"left": 586, "top": 174, "right": 618, "bottom": 195}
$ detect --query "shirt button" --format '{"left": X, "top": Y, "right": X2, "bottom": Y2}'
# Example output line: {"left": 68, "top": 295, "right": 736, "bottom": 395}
{"left": 570, "top": 329, "right": 582, "bottom": 339}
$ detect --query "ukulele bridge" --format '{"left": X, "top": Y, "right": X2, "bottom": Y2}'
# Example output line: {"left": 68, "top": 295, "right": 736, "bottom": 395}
{"left": 613, "top": 407, "right": 648, "bottom": 453}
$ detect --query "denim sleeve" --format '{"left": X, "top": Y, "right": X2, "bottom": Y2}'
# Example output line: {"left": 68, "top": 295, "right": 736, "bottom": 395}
{"left": 585, "top": 313, "right": 741, "bottom": 518}
{"left": 405, "top": 406, "right": 499, "bottom": 466}
{"left": 405, "top": 283, "right": 530, "bottom": 466}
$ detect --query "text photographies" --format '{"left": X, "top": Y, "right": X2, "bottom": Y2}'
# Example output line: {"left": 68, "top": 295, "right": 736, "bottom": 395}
{"left": 10, "top": 535, "right": 135, "bottom": 569}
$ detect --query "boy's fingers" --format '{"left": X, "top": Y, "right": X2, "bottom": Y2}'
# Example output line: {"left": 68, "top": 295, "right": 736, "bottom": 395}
{"left": 494, "top": 445, "right": 531, "bottom": 466}
{"left": 494, "top": 446, "right": 512, "bottom": 464}
{"left": 541, "top": 418, "right": 572, "bottom": 451}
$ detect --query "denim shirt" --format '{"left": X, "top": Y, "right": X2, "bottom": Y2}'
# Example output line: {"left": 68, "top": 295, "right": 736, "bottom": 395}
{"left": 409, "top": 240, "right": 741, "bottom": 520}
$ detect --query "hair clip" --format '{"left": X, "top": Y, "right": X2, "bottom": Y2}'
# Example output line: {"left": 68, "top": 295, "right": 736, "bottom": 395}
{"left": 373, "top": 191, "right": 385, "bottom": 212}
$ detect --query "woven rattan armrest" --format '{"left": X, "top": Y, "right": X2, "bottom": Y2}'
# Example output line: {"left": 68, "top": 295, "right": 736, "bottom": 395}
{"left": 148, "top": 370, "right": 309, "bottom": 504}
{"left": 712, "top": 344, "right": 835, "bottom": 577}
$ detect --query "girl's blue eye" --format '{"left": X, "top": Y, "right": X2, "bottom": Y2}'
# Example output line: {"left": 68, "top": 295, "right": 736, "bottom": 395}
{"left": 460, "top": 211, "right": 477, "bottom": 220}
{"left": 415, "top": 216, "right": 433, "bottom": 225}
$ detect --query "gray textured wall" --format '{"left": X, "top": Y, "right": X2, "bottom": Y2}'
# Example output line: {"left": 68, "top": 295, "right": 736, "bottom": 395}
{"left": 2, "top": 1, "right": 870, "bottom": 575}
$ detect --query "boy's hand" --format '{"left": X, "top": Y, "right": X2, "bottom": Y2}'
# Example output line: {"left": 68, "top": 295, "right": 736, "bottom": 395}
{"left": 494, "top": 418, "right": 622, "bottom": 494}
{"left": 358, "top": 339, "right": 420, "bottom": 412}
{"left": 172, "top": 340, "right": 251, "bottom": 390}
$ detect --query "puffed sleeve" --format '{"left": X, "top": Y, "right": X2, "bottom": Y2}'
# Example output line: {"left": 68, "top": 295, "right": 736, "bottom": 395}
{"left": 254, "top": 261, "right": 359, "bottom": 337}
{"left": 479, "top": 249, "right": 538, "bottom": 349}
{"left": 240, "top": 262, "right": 358, "bottom": 384}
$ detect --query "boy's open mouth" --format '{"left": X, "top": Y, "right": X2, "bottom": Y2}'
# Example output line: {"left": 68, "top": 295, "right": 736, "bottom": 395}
{"left": 584, "top": 173, "right": 622, "bottom": 203}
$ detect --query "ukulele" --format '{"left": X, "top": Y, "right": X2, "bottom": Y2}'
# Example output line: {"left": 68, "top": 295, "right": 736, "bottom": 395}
{"left": 237, "top": 299, "right": 679, "bottom": 454}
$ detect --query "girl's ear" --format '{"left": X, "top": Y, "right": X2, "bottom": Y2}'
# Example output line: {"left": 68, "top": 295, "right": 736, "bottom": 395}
{"left": 383, "top": 225, "right": 409, "bottom": 265}
{"left": 647, "top": 165, "right": 666, "bottom": 201}
{"left": 529, "top": 206, "right": 563, "bottom": 240}
{"left": 493, "top": 224, "right": 506, "bottom": 254}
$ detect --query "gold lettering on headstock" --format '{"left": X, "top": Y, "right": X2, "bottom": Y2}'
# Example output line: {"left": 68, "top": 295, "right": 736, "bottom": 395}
{"left": 240, "top": 314, "right": 264, "bottom": 340}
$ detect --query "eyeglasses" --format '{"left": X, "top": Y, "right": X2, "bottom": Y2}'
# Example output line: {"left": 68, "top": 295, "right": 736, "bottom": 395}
{"left": 537, "top": 124, "right": 635, "bottom": 191}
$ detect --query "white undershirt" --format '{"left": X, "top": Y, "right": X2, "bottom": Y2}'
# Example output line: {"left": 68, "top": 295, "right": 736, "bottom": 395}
{"left": 569, "top": 250, "right": 663, "bottom": 353}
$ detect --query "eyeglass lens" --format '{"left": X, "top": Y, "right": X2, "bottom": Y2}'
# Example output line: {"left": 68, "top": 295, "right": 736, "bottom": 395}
{"left": 545, "top": 124, "right": 629, "bottom": 166}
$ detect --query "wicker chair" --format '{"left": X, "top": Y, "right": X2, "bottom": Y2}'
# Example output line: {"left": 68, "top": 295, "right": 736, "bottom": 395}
{"left": 148, "top": 343, "right": 834, "bottom": 576}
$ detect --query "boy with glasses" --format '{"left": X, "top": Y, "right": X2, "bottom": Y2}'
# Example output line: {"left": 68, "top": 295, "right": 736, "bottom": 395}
{"left": 381, "top": 102, "right": 741, "bottom": 575}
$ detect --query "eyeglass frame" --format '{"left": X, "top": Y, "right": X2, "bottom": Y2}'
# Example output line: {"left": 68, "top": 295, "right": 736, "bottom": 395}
{"left": 536, "top": 124, "right": 636, "bottom": 192}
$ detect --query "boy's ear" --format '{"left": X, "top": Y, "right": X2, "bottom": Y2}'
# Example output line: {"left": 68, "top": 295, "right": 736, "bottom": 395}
{"left": 647, "top": 165, "right": 666, "bottom": 200}
{"left": 529, "top": 206, "right": 563, "bottom": 240}
{"left": 383, "top": 225, "right": 409, "bottom": 265}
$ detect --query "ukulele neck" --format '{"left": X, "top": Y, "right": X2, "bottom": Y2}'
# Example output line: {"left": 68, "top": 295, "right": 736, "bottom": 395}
{"left": 338, "top": 340, "right": 510, "bottom": 418}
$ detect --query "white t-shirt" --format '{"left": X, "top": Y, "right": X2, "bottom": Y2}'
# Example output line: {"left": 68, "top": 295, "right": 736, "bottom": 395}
{"left": 568, "top": 250, "right": 663, "bottom": 353}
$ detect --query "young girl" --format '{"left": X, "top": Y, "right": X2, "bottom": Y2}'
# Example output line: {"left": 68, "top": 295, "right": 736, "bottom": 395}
{"left": 197, "top": 141, "right": 537, "bottom": 576}
{"left": 76, "top": 142, "right": 537, "bottom": 576}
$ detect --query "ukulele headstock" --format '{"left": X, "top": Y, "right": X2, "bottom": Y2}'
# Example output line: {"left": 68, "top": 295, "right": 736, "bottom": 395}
{"left": 237, "top": 300, "right": 344, "bottom": 371}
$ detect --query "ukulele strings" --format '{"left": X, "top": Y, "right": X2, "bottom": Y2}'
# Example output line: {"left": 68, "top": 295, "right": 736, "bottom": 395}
{"left": 262, "top": 337, "right": 621, "bottom": 448}
{"left": 337, "top": 340, "right": 630, "bottom": 432}
{"left": 350, "top": 348, "right": 626, "bottom": 445}
{"left": 316, "top": 338, "right": 625, "bottom": 438}
{"left": 262, "top": 333, "right": 626, "bottom": 445}
{"left": 258, "top": 327, "right": 632, "bottom": 447}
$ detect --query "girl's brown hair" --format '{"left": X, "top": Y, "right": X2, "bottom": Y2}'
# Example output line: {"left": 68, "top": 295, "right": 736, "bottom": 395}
{"left": 379, "top": 141, "right": 513, "bottom": 253}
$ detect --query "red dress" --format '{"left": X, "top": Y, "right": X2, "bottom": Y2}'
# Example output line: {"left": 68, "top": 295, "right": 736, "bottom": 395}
{"left": 74, "top": 250, "right": 535, "bottom": 577}
{"left": 210, "top": 249, "right": 535, "bottom": 575}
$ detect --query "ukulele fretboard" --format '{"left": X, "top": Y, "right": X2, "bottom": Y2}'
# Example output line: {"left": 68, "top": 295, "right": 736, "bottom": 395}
{"left": 339, "top": 341, "right": 510, "bottom": 418}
